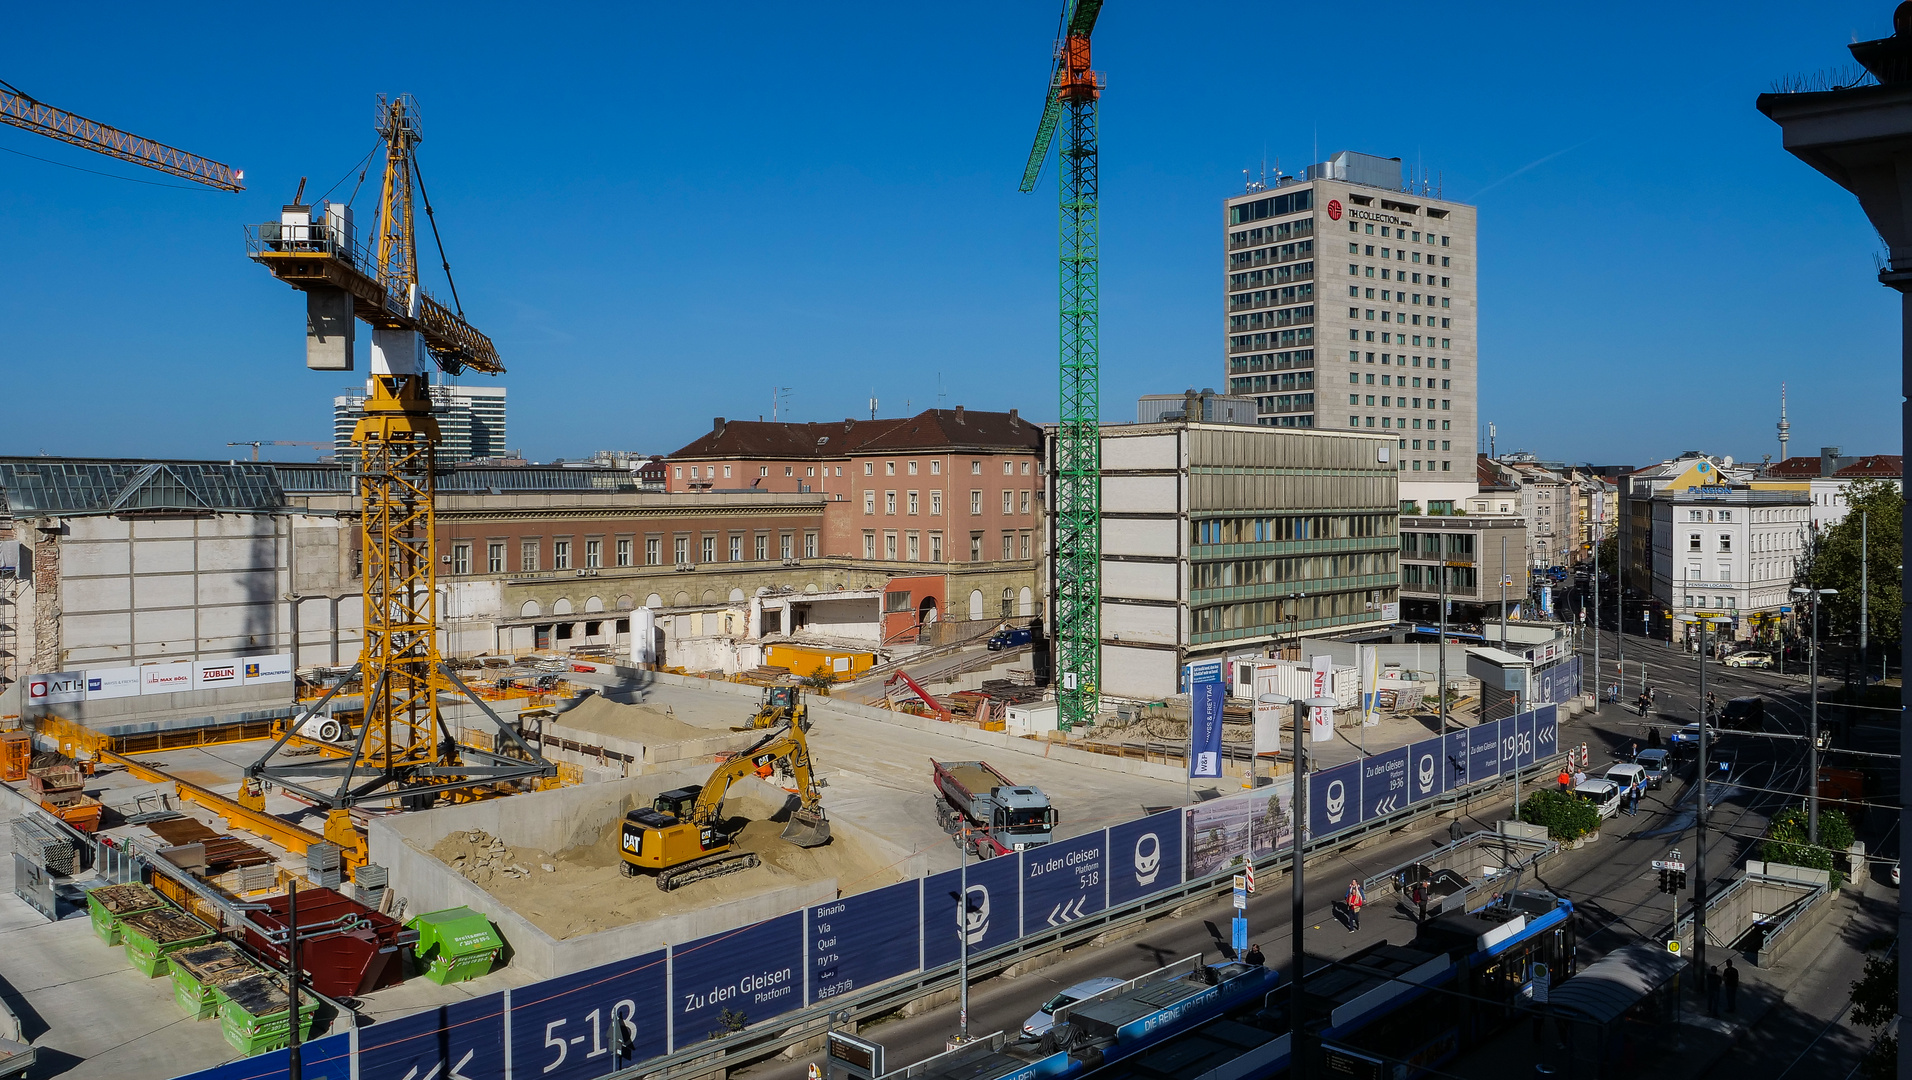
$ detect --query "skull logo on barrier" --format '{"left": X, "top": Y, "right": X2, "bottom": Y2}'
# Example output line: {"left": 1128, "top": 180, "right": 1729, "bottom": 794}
{"left": 1325, "top": 779, "right": 1347, "bottom": 823}
{"left": 962, "top": 884, "right": 990, "bottom": 945}
{"left": 1417, "top": 753, "right": 1436, "bottom": 793}
{"left": 1133, "top": 833, "right": 1161, "bottom": 886}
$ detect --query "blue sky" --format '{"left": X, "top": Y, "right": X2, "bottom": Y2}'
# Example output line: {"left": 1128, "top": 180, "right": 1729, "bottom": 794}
{"left": 0, "top": 2, "right": 1899, "bottom": 467}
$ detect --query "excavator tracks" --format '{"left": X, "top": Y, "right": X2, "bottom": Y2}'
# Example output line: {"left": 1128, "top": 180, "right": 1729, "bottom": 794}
{"left": 653, "top": 851, "right": 761, "bottom": 892}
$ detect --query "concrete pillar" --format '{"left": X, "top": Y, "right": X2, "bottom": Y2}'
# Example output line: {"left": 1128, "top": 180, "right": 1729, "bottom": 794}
{"left": 305, "top": 287, "right": 355, "bottom": 370}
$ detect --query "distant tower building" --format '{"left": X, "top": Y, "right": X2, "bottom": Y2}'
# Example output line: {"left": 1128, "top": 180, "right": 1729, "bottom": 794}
{"left": 1777, "top": 382, "right": 1791, "bottom": 463}
{"left": 1223, "top": 149, "right": 1479, "bottom": 513}
{"left": 333, "top": 382, "right": 506, "bottom": 464}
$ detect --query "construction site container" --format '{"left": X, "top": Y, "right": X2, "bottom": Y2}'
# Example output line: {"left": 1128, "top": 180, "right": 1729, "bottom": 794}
{"left": 0, "top": 733, "right": 30, "bottom": 782}
{"left": 25, "top": 766, "right": 81, "bottom": 798}
{"left": 169, "top": 941, "right": 259, "bottom": 1020}
{"left": 217, "top": 974, "right": 321, "bottom": 1056}
{"left": 239, "top": 887, "right": 414, "bottom": 997}
{"left": 407, "top": 907, "right": 504, "bottom": 985}
{"left": 39, "top": 792, "right": 102, "bottom": 834}
{"left": 119, "top": 908, "right": 216, "bottom": 978}
{"left": 86, "top": 883, "right": 168, "bottom": 946}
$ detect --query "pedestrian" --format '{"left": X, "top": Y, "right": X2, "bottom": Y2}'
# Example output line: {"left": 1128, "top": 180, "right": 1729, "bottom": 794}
{"left": 1572, "top": 768, "right": 1587, "bottom": 788}
{"left": 1244, "top": 942, "right": 1266, "bottom": 967}
{"left": 1648, "top": 727, "right": 1663, "bottom": 750}
{"left": 1706, "top": 964, "right": 1721, "bottom": 1016}
{"left": 1626, "top": 785, "right": 1640, "bottom": 816}
{"left": 1629, "top": 740, "right": 1639, "bottom": 761}
{"left": 1346, "top": 879, "right": 1365, "bottom": 932}
{"left": 1724, "top": 958, "right": 1739, "bottom": 1013}
{"left": 1558, "top": 767, "right": 1572, "bottom": 792}
{"left": 1413, "top": 878, "right": 1431, "bottom": 922}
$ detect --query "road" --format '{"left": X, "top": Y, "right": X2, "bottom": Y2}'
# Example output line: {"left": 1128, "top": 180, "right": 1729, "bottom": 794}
{"left": 726, "top": 629, "right": 1888, "bottom": 1079}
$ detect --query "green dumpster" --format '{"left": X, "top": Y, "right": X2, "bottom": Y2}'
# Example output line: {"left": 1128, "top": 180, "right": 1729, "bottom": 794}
{"left": 119, "top": 908, "right": 215, "bottom": 978}
{"left": 169, "top": 941, "right": 259, "bottom": 1021}
{"left": 86, "top": 883, "right": 168, "bottom": 947}
{"left": 217, "top": 974, "right": 321, "bottom": 1056}
{"left": 407, "top": 907, "right": 505, "bottom": 985}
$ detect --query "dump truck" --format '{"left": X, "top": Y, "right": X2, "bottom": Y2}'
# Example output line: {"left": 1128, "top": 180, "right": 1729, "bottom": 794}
{"left": 931, "top": 758, "right": 1057, "bottom": 858}
{"left": 619, "top": 718, "right": 831, "bottom": 890}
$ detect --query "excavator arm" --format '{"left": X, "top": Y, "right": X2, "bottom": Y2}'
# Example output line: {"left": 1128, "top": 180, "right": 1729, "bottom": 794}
{"left": 691, "top": 724, "right": 825, "bottom": 826}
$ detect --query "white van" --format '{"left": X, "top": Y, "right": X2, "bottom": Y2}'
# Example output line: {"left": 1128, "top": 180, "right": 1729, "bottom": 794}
{"left": 1603, "top": 763, "right": 1647, "bottom": 799}
{"left": 1572, "top": 778, "right": 1624, "bottom": 819}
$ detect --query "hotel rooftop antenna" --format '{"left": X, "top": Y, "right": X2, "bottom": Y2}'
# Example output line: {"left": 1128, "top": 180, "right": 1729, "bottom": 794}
{"left": 1778, "top": 382, "right": 1791, "bottom": 463}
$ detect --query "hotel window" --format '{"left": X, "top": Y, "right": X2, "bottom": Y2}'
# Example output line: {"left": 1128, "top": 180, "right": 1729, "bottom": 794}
{"left": 521, "top": 541, "right": 539, "bottom": 572}
{"left": 673, "top": 537, "right": 688, "bottom": 565}
{"left": 645, "top": 537, "right": 661, "bottom": 565}
{"left": 585, "top": 539, "right": 601, "bottom": 568}
{"left": 1689, "top": 533, "right": 1702, "bottom": 551}
{"left": 487, "top": 542, "right": 505, "bottom": 574}
{"left": 1718, "top": 534, "right": 1732, "bottom": 552}
{"left": 451, "top": 543, "right": 470, "bottom": 575}
{"left": 615, "top": 538, "right": 632, "bottom": 567}
{"left": 553, "top": 540, "right": 571, "bottom": 570}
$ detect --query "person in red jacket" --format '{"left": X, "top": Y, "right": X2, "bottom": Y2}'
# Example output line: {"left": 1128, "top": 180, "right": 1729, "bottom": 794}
{"left": 1345, "top": 879, "right": 1366, "bottom": 932}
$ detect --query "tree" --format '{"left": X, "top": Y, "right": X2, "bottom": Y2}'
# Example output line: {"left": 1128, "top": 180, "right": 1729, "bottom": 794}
{"left": 1517, "top": 789, "right": 1602, "bottom": 842}
{"left": 1801, "top": 479, "right": 1903, "bottom": 649}
{"left": 798, "top": 665, "right": 840, "bottom": 694}
{"left": 1760, "top": 803, "right": 1855, "bottom": 886}
{"left": 1849, "top": 952, "right": 1898, "bottom": 1080}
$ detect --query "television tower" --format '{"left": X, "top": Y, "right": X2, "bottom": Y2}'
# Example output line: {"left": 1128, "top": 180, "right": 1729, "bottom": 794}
{"left": 1777, "top": 382, "right": 1791, "bottom": 463}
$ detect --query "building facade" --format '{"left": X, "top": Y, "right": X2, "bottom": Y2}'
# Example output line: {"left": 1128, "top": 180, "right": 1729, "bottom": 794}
{"left": 1222, "top": 150, "right": 1479, "bottom": 513}
{"left": 1650, "top": 483, "right": 1810, "bottom": 643}
{"left": 332, "top": 382, "right": 507, "bottom": 464}
{"left": 1087, "top": 421, "right": 1399, "bottom": 700}
{"left": 1396, "top": 514, "right": 1529, "bottom": 623}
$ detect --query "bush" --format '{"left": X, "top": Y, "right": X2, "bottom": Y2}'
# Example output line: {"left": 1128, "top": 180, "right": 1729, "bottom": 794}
{"left": 1518, "top": 789, "right": 1602, "bottom": 842}
{"left": 1761, "top": 803, "right": 1854, "bottom": 886}
{"left": 798, "top": 665, "right": 839, "bottom": 694}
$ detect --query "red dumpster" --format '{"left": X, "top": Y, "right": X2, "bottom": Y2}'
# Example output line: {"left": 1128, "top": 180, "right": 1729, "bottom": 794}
{"left": 239, "top": 887, "right": 416, "bottom": 998}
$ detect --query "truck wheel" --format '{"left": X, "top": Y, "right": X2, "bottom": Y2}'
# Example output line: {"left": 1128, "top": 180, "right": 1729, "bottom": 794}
{"left": 620, "top": 861, "right": 637, "bottom": 878}
{"left": 975, "top": 841, "right": 994, "bottom": 860}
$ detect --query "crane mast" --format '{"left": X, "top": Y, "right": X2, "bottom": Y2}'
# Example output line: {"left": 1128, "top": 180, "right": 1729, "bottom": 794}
{"left": 246, "top": 94, "right": 551, "bottom": 818}
{"left": 1020, "top": 1, "right": 1104, "bottom": 732}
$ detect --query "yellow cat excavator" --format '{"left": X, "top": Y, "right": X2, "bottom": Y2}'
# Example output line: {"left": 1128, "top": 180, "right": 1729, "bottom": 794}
{"left": 618, "top": 719, "right": 830, "bottom": 891}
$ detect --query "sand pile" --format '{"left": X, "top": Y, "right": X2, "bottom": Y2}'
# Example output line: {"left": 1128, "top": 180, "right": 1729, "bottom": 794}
{"left": 554, "top": 696, "right": 712, "bottom": 743}
{"left": 427, "top": 790, "right": 900, "bottom": 940}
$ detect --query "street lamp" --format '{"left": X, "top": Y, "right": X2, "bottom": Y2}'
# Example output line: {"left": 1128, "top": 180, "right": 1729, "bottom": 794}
{"left": 1674, "top": 612, "right": 1731, "bottom": 1005}
{"left": 1265, "top": 692, "right": 1336, "bottom": 1079}
{"left": 1791, "top": 586, "right": 1838, "bottom": 844}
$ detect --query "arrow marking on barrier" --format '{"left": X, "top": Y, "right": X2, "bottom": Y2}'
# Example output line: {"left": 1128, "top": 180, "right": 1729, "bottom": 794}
{"left": 1373, "top": 796, "right": 1400, "bottom": 815}
{"left": 1046, "top": 897, "right": 1089, "bottom": 926}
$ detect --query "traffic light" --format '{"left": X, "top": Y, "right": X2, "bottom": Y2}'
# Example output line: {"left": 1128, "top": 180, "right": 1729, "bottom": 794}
{"left": 1673, "top": 869, "right": 1688, "bottom": 891}
{"left": 1658, "top": 867, "right": 1671, "bottom": 894}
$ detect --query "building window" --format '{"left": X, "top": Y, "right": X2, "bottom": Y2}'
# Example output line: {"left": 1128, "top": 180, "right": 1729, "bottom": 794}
{"left": 673, "top": 466, "right": 683, "bottom": 479}
{"left": 971, "top": 460, "right": 982, "bottom": 475}
{"left": 865, "top": 490, "right": 876, "bottom": 514}
{"left": 645, "top": 537, "right": 661, "bottom": 565}
{"left": 971, "top": 490, "right": 982, "bottom": 514}
{"left": 970, "top": 533, "right": 983, "bottom": 561}
{"left": 863, "top": 532, "right": 876, "bottom": 559}
{"left": 1020, "top": 532, "right": 1031, "bottom": 560}
{"left": 884, "top": 532, "right": 898, "bottom": 560}
{"left": 886, "top": 491, "right": 897, "bottom": 514}
{"left": 1002, "top": 588, "right": 1015, "bottom": 618}
{"left": 695, "top": 536, "right": 710, "bottom": 563}
{"left": 886, "top": 461, "right": 896, "bottom": 476}
{"left": 521, "top": 541, "right": 540, "bottom": 572}
{"left": 907, "top": 460, "right": 919, "bottom": 475}
{"left": 1689, "top": 533, "right": 1702, "bottom": 551}
{"left": 730, "top": 535, "right": 743, "bottom": 562}
{"left": 1002, "top": 533, "right": 1014, "bottom": 560}
{"left": 931, "top": 532, "right": 944, "bottom": 561}
{"left": 451, "top": 543, "right": 471, "bottom": 575}
{"left": 781, "top": 533, "right": 794, "bottom": 560}
{"left": 931, "top": 460, "right": 942, "bottom": 474}
{"left": 487, "top": 542, "right": 505, "bottom": 574}
{"left": 908, "top": 491, "right": 919, "bottom": 514}
{"left": 1718, "top": 534, "right": 1732, "bottom": 552}
{"left": 907, "top": 532, "right": 920, "bottom": 560}
{"left": 864, "top": 462, "right": 874, "bottom": 475}
{"left": 807, "top": 466, "right": 816, "bottom": 477}
{"left": 553, "top": 540, "right": 571, "bottom": 570}
{"left": 1019, "top": 490, "right": 1031, "bottom": 514}
{"left": 760, "top": 466, "right": 769, "bottom": 477}
{"left": 1002, "top": 490, "right": 1013, "bottom": 514}
{"left": 804, "top": 532, "right": 817, "bottom": 558}
{"left": 615, "top": 538, "right": 632, "bottom": 567}
{"left": 931, "top": 490, "right": 943, "bottom": 515}
{"left": 755, "top": 533, "right": 769, "bottom": 560}
{"left": 673, "top": 537, "right": 689, "bottom": 565}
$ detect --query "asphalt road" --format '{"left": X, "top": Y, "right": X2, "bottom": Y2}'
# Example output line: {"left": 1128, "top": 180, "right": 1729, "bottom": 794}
{"left": 729, "top": 630, "right": 1887, "bottom": 1080}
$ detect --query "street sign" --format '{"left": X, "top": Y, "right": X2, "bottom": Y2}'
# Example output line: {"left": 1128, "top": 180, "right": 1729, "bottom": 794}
{"left": 1666, "top": 939, "right": 1682, "bottom": 956}
{"left": 1531, "top": 962, "right": 1549, "bottom": 1004}
{"left": 1651, "top": 860, "right": 1687, "bottom": 872}
{"left": 1232, "top": 874, "right": 1247, "bottom": 909}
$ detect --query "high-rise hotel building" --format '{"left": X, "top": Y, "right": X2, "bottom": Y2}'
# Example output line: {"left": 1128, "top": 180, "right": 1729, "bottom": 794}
{"left": 1224, "top": 150, "right": 1478, "bottom": 511}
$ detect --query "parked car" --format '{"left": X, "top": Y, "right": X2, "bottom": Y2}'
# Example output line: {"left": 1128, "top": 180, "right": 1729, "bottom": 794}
{"left": 1667, "top": 723, "right": 1708, "bottom": 750}
{"left": 1632, "top": 749, "right": 1670, "bottom": 789}
{"left": 988, "top": 625, "right": 1034, "bottom": 651}
{"left": 1571, "top": 778, "right": 1624, "bottom": 819}
{"left": 1722, "top": 650, "right": 1772, "bottom": 669}
{"left": 1603, "top": 763, "right": 1648, "bottom": 799}
{"left": 1022, "top": 977, "right": 1127, "bottom": 1038}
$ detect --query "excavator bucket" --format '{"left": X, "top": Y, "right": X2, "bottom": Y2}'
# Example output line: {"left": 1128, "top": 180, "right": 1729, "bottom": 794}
{"left": 780, "top": 807, "right": 831, "bottom": 848}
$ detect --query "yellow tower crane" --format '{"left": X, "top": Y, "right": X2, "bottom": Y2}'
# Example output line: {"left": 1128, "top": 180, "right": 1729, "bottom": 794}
{"left": 244, "top": 95, "right": 553, "bottom": 830}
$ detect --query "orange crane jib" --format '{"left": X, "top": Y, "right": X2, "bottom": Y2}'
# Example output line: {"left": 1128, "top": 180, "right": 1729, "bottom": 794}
{"left": 0, "top": 83, "right": 242, "bottom": 191}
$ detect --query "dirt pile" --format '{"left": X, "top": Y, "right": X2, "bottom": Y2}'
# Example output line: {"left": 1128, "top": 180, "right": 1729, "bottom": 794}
{"left": 554, "top": 696, "right": 713, "bottom": 743}
{"left": 427, "top": 792, "right": 900, "bottom": 941}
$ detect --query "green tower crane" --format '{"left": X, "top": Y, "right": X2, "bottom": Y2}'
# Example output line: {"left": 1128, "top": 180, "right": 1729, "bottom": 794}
{"left": 1019, "top": 0, "right": 1104, "bottom": 732}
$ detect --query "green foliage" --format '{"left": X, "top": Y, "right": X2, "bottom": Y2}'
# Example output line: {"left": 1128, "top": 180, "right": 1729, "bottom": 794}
{"left": 1760, "top": 803, "right": 1853, "bottom": 886}
{"left": 1801, "top": 479, "right": 1903, "bottom": 647}
{"left": 798, "top": 665, "right": 840, "bottom": 694}
{"left": 707, "top": 1007, "right": 749, "bottom": 1040}
{"left": 1850, "top": 953, "right": 1898, "bottom": 1080}
{"left": 1518, "top": 789, "right": 1602, "bottom": 841}
{"left": 1593, "top": 531, "right": 1618, "bottom": 572}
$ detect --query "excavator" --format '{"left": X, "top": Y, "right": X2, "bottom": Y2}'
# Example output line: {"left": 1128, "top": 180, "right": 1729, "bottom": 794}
{"left": 618, "top": 718, "right": 831, "bottom": 891}
{"left": 733, "top": 685, "right": 807, "bottom": 731}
